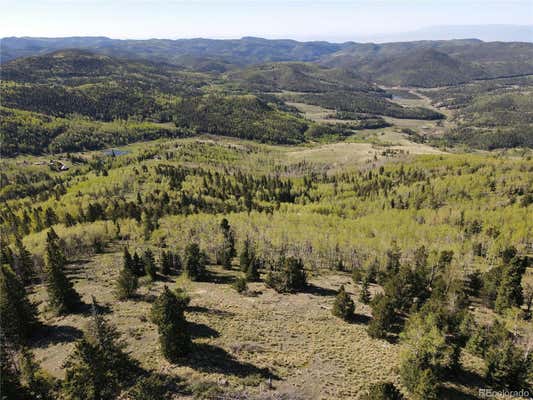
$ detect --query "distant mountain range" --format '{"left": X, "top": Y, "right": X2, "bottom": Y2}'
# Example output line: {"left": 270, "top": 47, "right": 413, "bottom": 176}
{"left": 355, "top": 25, "right": 533, "bottom": 43}
{"left": 2, "top": 35, "right": 533, "bottom": 87}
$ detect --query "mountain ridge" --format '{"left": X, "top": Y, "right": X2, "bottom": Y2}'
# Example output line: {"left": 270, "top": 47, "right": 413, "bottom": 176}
{"left": 3, "top": 36, "right": 533, "bottom": 87}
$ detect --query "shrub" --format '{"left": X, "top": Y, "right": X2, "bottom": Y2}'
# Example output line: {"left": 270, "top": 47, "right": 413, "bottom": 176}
{"left": 232, "top": 276, "right": 248, "bottom": 294}
{"left": 367, "top": 294, "right": 396, "bottom": 339}
{"left": 332, "top": 285, "right": 354, "bottom": 321}
{"left": 184, "top": 243, "right": 207, "bottom": 281}
{"left": 360, "top": 382, "right": 405, "bottom": 400}
{"left": 359, "top": 276, "right": 371, "bottom": 304}
{"left": 128, "top": 374, "right": 170, "bottom": 400}
{"left": 265, "top": 256, "right": 307, "bottom": 293}
{"left": 115, "top": 265, "right": 138, "bottom": 300}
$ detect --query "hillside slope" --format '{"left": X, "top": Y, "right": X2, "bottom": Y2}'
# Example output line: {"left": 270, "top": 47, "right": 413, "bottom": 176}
{"left": 321, "top": 39, "right": 533, "bottom": 87}
{"left": 3, "top": 36, "right": 533, "bottom": 87}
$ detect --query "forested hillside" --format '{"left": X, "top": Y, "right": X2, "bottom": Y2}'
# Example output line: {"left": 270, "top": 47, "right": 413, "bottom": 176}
{"left": 423, "top": 76, "right": 533, "bottom": 149}
{"left": 1, "top": 136, "right": 531, "bottom": 400}
{"left": 1, "top": 49, "right": 459, "bottom": 156}
{"left": 320, "top": 39, "right": 533, "bottom": 86}
{"left": 1, "top": 31, "right": 533, "bottom": 400}
{"left": 3, "top": 36, "right": 533, "bottom": 87}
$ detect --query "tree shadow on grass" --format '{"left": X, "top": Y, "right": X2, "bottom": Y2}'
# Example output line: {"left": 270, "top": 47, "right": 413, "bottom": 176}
{"left": 451, "top": 368, "right": 486, "bottom": 387}
{"left": 69, "top": 259, "right": 92, "bottom": 267}
{"left": 188, "top": 322, "right": 220, "bottom": 339}
{"left": 438, "top": 386, "right": 479, "bottom": 400}
{"left": 184, "top": 343, "right": 279, "bottom": 380}
{"left": 303, "top": 283, "right": 337, "bottom": 297}
{"left": 204, "top": 271, "right": 235, "bottom": 285}
{"left": 31, "top": 324, "right": 83, "bottom": 348}
{"left": 349, "top": 313, "right": 371, "bottom": 325}
{"left": 187, "top": 305, "right": 235, "bottom": 318}
{"left": 78, "top": 300, "right": 111, "bottom": 315}
{"left": 66, "top": 259, "right": 92, "bottom": 278}
{"left": 440, "top": 367, "right": 489, "bottom": 400}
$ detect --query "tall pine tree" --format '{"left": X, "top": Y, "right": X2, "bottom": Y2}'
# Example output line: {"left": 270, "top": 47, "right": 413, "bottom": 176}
{"left": 63, "top": 298, "right": 137, "bottom": 400}
{"left": 0, "top": 264, "right": 40, "bottom": 345}
{"left": 151, "top": 287, "right": 191, "bottom": 362}
{"left": 13, "top": 238, "right": 35, "bottom": 285}
{"left": 44, "top": 229, "right": 81, "bottom": 314}
{"left": 143, "top": 249, "right": 157, "bottom": 281}
{"left": 494, "top": 256, "right": 527, "bottom": 313}
{"left": 219, "top": 218, "right": 235, "bottom": 269}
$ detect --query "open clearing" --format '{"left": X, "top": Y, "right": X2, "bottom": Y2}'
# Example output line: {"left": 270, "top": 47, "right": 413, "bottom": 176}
{"left": 30, "top": 245, "right": 399, "bottom": 399}
{"left": 286, "top": 139, "right": 445, "bottom": 171}
{"left": 28, "top": 239, "right": 507, "bottom": 399}
{"left": 29, "top": 243, "right": 497, "bottom": 399}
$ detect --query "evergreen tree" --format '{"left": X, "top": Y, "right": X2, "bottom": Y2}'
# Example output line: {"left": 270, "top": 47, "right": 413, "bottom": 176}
{"left": 0, "top": 339, "right": 30, "bottom": 400}
{"left": 160, "top": 251, "right": 172, "bottom": 275}
{"left": 359, "top": 276, "right": 372, "bottom": 304}
{"left": 332, "top": 285, "right": 355, "bottom": 321}
{"left": 13, "top": 237, "right": 35, "bottom": 285}
{"left": 265, "top": 256, "right": 307, "bottom": 293}
{"left": 485, "top": 338, "right": 530, "bottom": 389}
{"left": 437, "top": 250, "right": 454, "bottom": 269}
{"left": 33, "top": 208, "right": 44, "bottom": 232}
{"left": 44, "top": 207, "right": 58, "bottom": 227}
{"left": 360, "top": 382, "right": 405, "bottom": 400}
{"left": 21, "top": 210, "right": 32, "bottom": 235}
{"left": 143, "top": 249, "right": 157, "bottom": 281}
{"left": 385, "top": 241, "right": 401, "bottom": 275}
{"left": 335, "top": 259, "right": 345, "bottom": 272}
{"left": 0, "top": 240, "right": 15, "bottom": 267}
{"left": 219, "top": 218, "right": 235, "bottom": 269}
{"left": 413, "top": 245, "right": 428, "bottom": 270}
{"left": 0, "top": 264, "right": 39, "bottom": 345}
{"left": 19, "top": 347, "right": 56, "bottom": 400}
{"left": 63, "top": 298, "right": 137, "bottom": 400}
{"left": 239, "top": 238, "right": 253, "bottom": 272}
{"left": 184, "top": 243, "right": 207, "bottom": 281}
{"left": 383, "top": 265, "right": 428, "bottom": 313}
{"left": 244, "top": 191, "right": 253, "bottom": 213}
{"left": 367, "top": 294, "right": 396, "bottom": 339}
{"left": 142, "top": 212, "right": 155, "bottom": 241}
{"left": 151, "top": 286, "right": 191, "bottom": 362}
{"left": 399, "top": 313, "right": 454, "bottom": 400}
{"left": 232, "top": 276, "right": 248, "bottom": 294}
{"left": 123, "top": 247, "right": 134, "bottom": 272}
{"left": 245, "top": 257, "right": 260, "bottom": 282}
{"left": 494, "top": 256, "right": 526, "bottom": 313}
{"left": 133, "top": 251, "right": 144, "bottom": 276}
{"left": 44, "top": 228, "right": 81, "bottom": 314}
{"left": 65, "top": 212, "right": 77, "bottom": 227}
{"left": 352, "top": 267, "right": 362, "bottom": 284}
{"left": 115, "top": 264, "right": 138, "bottom": 300}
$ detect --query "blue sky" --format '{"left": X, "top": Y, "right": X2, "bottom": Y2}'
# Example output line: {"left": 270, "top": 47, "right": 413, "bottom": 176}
{"left": 2, "top": 0, "right": 532, "bottom": 41}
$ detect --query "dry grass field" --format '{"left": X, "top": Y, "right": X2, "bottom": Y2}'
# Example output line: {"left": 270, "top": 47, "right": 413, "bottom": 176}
{"left": 28, "top": 243, "right": 397, "bottom": 399}
{"left": 26, "top": 241, "right": 511, "bottom": 400}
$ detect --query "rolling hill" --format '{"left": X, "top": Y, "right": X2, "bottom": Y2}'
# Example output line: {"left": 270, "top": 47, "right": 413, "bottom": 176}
{"left": 321, "top": 39, "right": 533, "bottom": 86}
{"left": 3, "top": 36, "right": 533, "bottom": 88}
{"left": 224, "top": 62, "right": 381, "bottom": 93}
